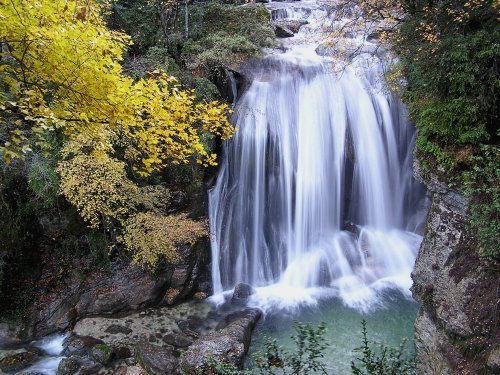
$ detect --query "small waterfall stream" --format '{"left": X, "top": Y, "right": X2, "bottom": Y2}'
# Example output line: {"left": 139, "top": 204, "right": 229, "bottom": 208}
{"left": 209, "top": 1, "right": 427, "bottom": 312}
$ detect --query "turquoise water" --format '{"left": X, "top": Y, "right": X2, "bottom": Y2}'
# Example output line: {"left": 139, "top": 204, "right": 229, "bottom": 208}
{"left": 246, "top": 291, "right": 419, "bottom": 374}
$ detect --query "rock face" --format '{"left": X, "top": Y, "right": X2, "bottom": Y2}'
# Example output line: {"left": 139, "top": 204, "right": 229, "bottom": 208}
{"left": 0, "top": 237, "right": 212, "bottom": 344}
{"left": 180, "top": 308, "right": 262, "bottom": 374}
{"left": 412, "top": 155, "right": 500, "bottom": 374}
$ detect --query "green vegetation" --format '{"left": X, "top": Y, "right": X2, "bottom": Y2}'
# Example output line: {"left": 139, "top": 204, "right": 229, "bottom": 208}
{"left": 392, "top": 0, "right": 499, "bottom": 261}
{"left": 207, "top": 321, "right": 415, "bottom": 374}
{"left": 112, "top": 1, "right": 274, "bottom": 98}
{"left": 0, "top": 0, "right": 270, "bottom": 318}
{"left": 351, "top": 320, "right": 416, "bottom": 375}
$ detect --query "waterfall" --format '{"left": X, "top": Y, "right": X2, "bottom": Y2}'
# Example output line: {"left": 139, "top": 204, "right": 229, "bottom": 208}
{"left": 209, "top": 2, "right": 427, "bottom": 311}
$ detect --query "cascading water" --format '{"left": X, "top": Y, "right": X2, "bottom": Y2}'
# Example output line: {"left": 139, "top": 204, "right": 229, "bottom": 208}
{"left": 209, "top": 1, "right": 428, "bottom": 312}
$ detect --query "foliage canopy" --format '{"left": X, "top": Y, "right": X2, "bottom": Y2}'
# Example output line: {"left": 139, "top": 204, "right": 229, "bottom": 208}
{"left": 0, "top": 0, "right": 234, "bottom": 175}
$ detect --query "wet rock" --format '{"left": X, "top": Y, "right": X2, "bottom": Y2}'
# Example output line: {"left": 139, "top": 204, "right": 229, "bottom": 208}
{"left": 274, "top": 24, "right": 294, "bottom": 38}
{"left": 180, "top": 308, "right": 262, "bottom": 373}
{"left": 90, "top": 343, "right": 115, "bottom": 365}
{"left": 0, "top": 350, "right": 38, "bottom": 373}
{"left": 135, "top": 341, "right": 179, "bottom": 375}
{"left": 232, "top": 283, "right": 255, "bottom": 302}
{"left": 57, "top": 356, "right": 81, "bottom": 375}
{"left": 192, "top": 291, "right": 208, "bottom": 300}
{"left": 162, "top": 333, "right": 193, "bottom": 348}
{"left": 272, "top": 19, "right": 307, "bottom": 34}
{"left": 62, "top": 335, "right": 104, "bottom": 356}
{"left": 77, "top": 356, "right": 103, "bottom": 374}
{"left": 315, "top": 43, "right": 334, "bottom": 57}
{"left": 58, "top": 355, "right": 103, "bottom": 375}
{"left": 105, "top": 324, "right": 132, "bottom": 335}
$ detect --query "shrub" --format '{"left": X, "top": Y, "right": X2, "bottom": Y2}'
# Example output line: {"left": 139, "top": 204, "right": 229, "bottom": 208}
{"left": 351, "top": 320, "right": 416, "bottom": 375}
{"left": 183, "top": 32, "right": 260, "bottom": 75}
{"left": 121, "top": 212, "right": 206, "bottom": 269}
{"left": 460, "top": 145, "right": 500, "bottom": 261}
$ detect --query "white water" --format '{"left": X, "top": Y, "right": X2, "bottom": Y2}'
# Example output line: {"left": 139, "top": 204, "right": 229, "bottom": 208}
{"left": 209, "top": 1, "right": 427, "bottom": 312}
{"left": 24, "top": 333, "right": 67, "bottom": 374}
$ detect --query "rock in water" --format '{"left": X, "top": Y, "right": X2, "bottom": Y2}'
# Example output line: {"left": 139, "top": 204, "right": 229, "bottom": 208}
{"left": 274, "top": 24, "right": 294, "bottom": 38}
{"left": 272, "top": 19, "right": 307, "bottom": 34}
{"left": 62, "top": 335, "right": 104, "bottom": 356}
{"left": 57, "top": 356, "right": 81, "bottom": 375}
{"left": 135, "top": 342, "right": 179, "bottom": 375}
{"left": 180, "top": 308, "right": 262, "bottom": 374}
{"left": 231, "top": 283, "right": 255, "bottom": 302}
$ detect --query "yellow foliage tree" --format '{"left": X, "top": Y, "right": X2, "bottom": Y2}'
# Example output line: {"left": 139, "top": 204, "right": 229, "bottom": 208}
{"left": 122, "top": 212, "right": 207, "bottom": 269}
{"left": 0, "top": 0, "right": 233, "bottom": 269}
{"left": 0, "top": 0, "right": 233, "bottom": 174}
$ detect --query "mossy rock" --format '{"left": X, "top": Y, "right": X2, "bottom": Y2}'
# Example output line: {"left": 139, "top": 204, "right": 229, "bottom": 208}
{"left": 90, "top": 344, "right": 115, "bottom": 365}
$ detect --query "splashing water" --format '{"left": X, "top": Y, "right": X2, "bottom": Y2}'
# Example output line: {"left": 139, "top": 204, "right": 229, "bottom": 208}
{"left": 24, "top": 333, "right": 67, "bottom": 375}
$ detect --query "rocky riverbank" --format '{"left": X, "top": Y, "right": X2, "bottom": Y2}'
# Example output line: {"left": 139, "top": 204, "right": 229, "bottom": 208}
{"left": 0, "top": 288, "right": 262, "bottom": 375}
{"left": 0, "top": 237, "right": 212, "bottom": 347}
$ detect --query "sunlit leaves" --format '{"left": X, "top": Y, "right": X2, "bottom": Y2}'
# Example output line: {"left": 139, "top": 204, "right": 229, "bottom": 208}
{"left": 0, "top": 0, "right": 234, "bottom": 174}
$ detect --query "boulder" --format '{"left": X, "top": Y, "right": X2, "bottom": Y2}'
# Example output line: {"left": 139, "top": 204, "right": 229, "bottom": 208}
{"left": 180, "top": 308, "right": 262, "bottom": 374}
{"left": 57, "top": 355, "right": 103, "bottom": 375}
{"left": 135, "top": 341, "right": 179, "bottom": 375}
{"left": 0, "top": 350, "right": 38, "bottom": 373}
{"left": 274, "top": 24, "right": 294, "bottom": 38}
{"left": 90, "top": 343, "right": 115, "bottom": 365}
{"left": 0, "top": 322, "right": 33, "bottom": 346}
{"left": 273, "top": 19, "right": 307, "bottom": 34}
{"left": 57, "top": 356, "right": 81, "bottom": 375}
{"left": 232, "top": 283, "right": 255, "bottom": 302}
{"left": 315, "top": 43, "right": 335, "bottom": 57}
{"left": 62, "top": 335, "right": 104, "bottom": 356}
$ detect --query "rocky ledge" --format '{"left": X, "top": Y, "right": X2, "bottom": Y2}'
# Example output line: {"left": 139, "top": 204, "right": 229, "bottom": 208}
{"left": 412, "top": 155, "right": 499, "bottom": 374}
{"left": 0, "top": 238, "right": 212, "bottom": 346}
{"left": 180, "top": 308, "right": 262, "bottom": 374}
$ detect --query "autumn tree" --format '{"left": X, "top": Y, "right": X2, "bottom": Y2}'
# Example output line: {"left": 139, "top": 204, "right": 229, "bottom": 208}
{"left": 0, "top": 0, "right": 234, "bottom": 268}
